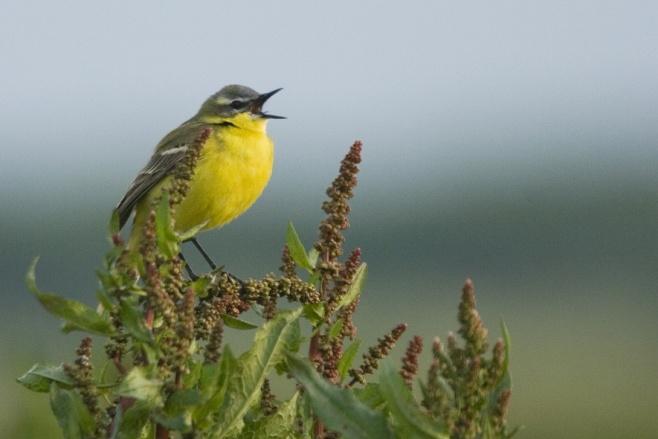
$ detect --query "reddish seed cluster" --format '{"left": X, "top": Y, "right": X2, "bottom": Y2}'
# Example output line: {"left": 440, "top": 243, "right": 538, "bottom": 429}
{"left": 400, "top": 335, "right": 423, "bottom": 388}
{"left": 279, "top": 245, "right": 297, "bottom": 279}
{"left": 314, "top": 141, "right": 362, "bottom": 282}
{"left": 169, "top": 127, "right": 212, "bottom": 207}
{"left": 328, "top": 247, "right": 361, "bottom": 311}
{"left": 492, "top": 389, "right": 512, "bottom": 434}
{"left": 172, "top": 288, "right": 196, "bottom": 376}
{"left": 457, "top": 279, "right": 488, "bottom": 357}
{"left": 348, "top": 323, "right": 407, "bottom": 386}
{"left": 64, "top": 337, "right": 105, "bottom": 437}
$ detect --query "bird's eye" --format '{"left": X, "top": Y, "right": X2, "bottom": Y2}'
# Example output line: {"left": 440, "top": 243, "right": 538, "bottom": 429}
{"left": 230, "top": 100, "right": 245, "bottom": 109}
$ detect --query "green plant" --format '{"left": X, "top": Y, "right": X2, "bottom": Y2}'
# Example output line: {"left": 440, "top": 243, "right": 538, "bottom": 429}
{"left": 18, "top": 140, "right": 516, "bottom": 438}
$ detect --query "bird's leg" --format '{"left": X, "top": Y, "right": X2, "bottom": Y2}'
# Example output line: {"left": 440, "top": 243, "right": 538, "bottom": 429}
{"left": 185, "top": 238, "right": 246, "bottom": 292}
{"left": 178, "top": 252, "right": 198, "bottom": 281}
{"left": 189, "top": 238, "right": 217, "bottom": 270}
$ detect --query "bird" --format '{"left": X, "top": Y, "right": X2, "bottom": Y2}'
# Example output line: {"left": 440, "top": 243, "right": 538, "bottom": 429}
{"left": 115, "top": 84, "right": 284, "bottom": 275}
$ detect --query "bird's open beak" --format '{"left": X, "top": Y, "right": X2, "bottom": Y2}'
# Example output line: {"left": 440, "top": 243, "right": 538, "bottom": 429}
{"left": 252, "top": 88, "right": 285, "bottom": 119}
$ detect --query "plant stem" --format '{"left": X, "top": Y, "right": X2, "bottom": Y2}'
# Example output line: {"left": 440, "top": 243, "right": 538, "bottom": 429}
{"left": 156, "top": 424, "right": 169, "bottom": 439}
{"left": 308, "top": 252, "right": 331, "bottom": 438}
{"left": 145, "top": 307, "right": 154, "bottom": 329}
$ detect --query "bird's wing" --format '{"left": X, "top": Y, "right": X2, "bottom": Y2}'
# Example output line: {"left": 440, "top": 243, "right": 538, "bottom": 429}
{"left": 115, "top": 122, "right": 210, "bottom": 229}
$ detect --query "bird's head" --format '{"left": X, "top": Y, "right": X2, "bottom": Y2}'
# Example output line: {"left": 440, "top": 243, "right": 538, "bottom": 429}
{"left": 197, "top": 85, "right": 284, "bottom": 129}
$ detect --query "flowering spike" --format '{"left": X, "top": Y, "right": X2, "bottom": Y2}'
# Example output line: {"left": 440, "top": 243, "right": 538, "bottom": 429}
{"left": 260, "top": 379, "right": 277, "bottom": 416}
{"left": 458, "top": 279, "right": 488, "bottom": 357}
{"left": 64, "top": 337, "right": 105, "bottom": 437}
{"left": 314, "top": 141, "right": 363, "bottom": 285}
{"left": 280, "top": 245, "right": 297, "bottom": 278}
{"left": 204, "top": 317, "right": 224, "bottom": 364}
{"left": 400, "top": 335, "right": 423, "bottom": 388}
{"left": 349, "top": 322, "right": 407, "bottom": 386}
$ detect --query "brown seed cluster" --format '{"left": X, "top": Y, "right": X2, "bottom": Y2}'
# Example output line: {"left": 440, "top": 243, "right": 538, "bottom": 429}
{"left": 171, "top": 288, "right": 195, "bottom": 377}
{"left": 400, "top": 335, "right": 423, "bottom": 388}
{"left": 314, "top": 141, "right": 362, "bottom": 285}
{"left": 140, "top": 210, "right": 177, "bottom": 329}
{"left": 169, "top": 128, "right": 211, "bottom": 207}
{"left": 279, "top": 245, "right": 297, "bottom": 279}
{"left": 307, "top": 143, "right": 365, "bottom": 393}
{"left": 328, "top": 247, "right": 361, "bottom": 312}
{"left": 242, "top": 274, "right": 321, "bottom": 306}
{"left": 457, "top": 279, "right": 488, "bottom": 357}
{"left": 195, "top": 267, "right": 320, "bottom": 365}
{"left": 203, "top": 317, "right": 224, "bottom": 364}
{"left": 348, "top": 323, "right": 407, "bottom": 386}
{"left": 64, "top": 337, "right": 105, "bottom": 438}
{"left": 420, "top": 279, "right": 512, "bottom": 439}
{"left": 491, "top": 389, "right": 512, "bottom": 435}
{"left": 260, "top": 379, "right": 277, "bottom": 416}
{"left": 196, "top": 277, "right": 247, "bottom": 340}
{"left": 422, "top": 338, "right": 453, "bottom": 423}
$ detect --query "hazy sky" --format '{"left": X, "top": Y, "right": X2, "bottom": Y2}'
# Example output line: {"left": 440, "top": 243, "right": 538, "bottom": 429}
{"left": 1, "top": 0, "right": 657, "bottom": 208}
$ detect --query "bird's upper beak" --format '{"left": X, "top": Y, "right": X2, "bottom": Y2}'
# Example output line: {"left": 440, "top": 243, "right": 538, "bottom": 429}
{"left": 252, "top": 88, "right": 285, "bottom": 119}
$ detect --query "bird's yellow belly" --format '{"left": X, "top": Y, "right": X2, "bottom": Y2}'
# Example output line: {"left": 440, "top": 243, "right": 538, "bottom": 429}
{"left": 174, "top": 129, "right": 273, "bottom": 232}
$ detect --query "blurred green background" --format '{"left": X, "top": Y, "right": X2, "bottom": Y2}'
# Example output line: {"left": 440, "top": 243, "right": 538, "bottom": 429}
{"left": 1, "top": 1, "right": 657, "bottom": 438}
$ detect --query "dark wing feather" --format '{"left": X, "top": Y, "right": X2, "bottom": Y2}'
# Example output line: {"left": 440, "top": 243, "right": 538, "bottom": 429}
{"left": 115, "top": 121, "right": 209, "bottom": 229}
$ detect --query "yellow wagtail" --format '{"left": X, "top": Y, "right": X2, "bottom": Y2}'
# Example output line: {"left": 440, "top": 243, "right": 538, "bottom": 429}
{"left": 115, "top": 84, "right": 284, "bottom": 274}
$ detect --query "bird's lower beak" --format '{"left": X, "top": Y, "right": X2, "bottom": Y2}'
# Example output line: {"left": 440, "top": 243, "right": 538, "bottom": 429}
{"left": 252, "top": 88, "right": 286, "bottom": 119}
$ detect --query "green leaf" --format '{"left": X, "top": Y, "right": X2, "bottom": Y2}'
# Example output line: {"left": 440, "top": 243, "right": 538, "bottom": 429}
{"left": 183, "top": 360, "right": 202, "bottom": 388}
{"left": 354, "top": 383, "right": 386, "bottom": 410}
{"left": 286, "top": 222, "right": 314, "bottom": 271}
{"left": 335, "top": 263, "right": 367, "bottom": 312}
{"left": 177, "top": 220, "right": 209, "bottom": 242}
{"left": 484, "top": 320, "right": 514, "bottom": 431}
{"left": 114, "top": 367, "right": 163, "bottom": 406}
{"left": 308, "top": 270, "right": 321, "bottom": 287}
{"left": 50, "top": 383, "right": 95, "bottom": 439}
{"left": 59, "top": 321, "right": 85, "bottom": 334}
{"left": 191, "top": 276, "right": 211, "bottom": 297}
{"left": 506, "top": 425, "right": 524, "bottom": 438}
{"left": 17, "top": 363, "right": 74, "bottom": 393}
{"left": 328, "top": 319, "right": 344, "bottom": 340}
{"left": 153, "top": 411, "right": 192, "bottom": 432}
{"left": 96, "top": 289, "right": 115, "bottom": 311}
{"left": 199, "top": 345, "right": 236, "bottom": 400}
{"left": 287, "top": 353, "right": 394, "bottom": 439}
{"left": 165, "top": 388, "right": 200, "bottom": 413}
{"left": 155, "top": 191, "right": 179, "bottom": 258}
{"left": 211, "top": 308, "right": 303, "bottom": 438}
{"left": 338, "top": 338, "right": 361, "bottom": 381}
{"left": 222, "top": 314, "right": 258, "bottom": 330}
{"left": 156, "top": 389, "right": 199, "bottom": 432}
{"left": 296, "top": 392, "right": 314, "bottom": 438}
{"left": 302, "top": 302, "right": 325, "bottom": 326}
{"left": 26, "top": 258, "right": 115, "bottom": 336}
{"left": 307, "top": 248, "right": 320, "bottom": 269}
{"left": 245, "top": 391, "right": 301, "bottom": 438}
{"left": 194, "top": 345, "right": 237, "bottom": 429}
{"left": 489, "top": 321, "right": 513, "bottom": 408}
{"left": 115, "top": 400, "right": 153, "bottom": 439}
{"left": 119, "top": 300, "right": 152, "bottom": 343}
{"left": 378, "top": 363, "right": 447, "bottom": 438}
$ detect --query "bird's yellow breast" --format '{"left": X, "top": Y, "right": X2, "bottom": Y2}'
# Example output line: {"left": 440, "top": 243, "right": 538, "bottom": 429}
{"left": 174, "top": 123, "right": 274, "bottom": 232}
